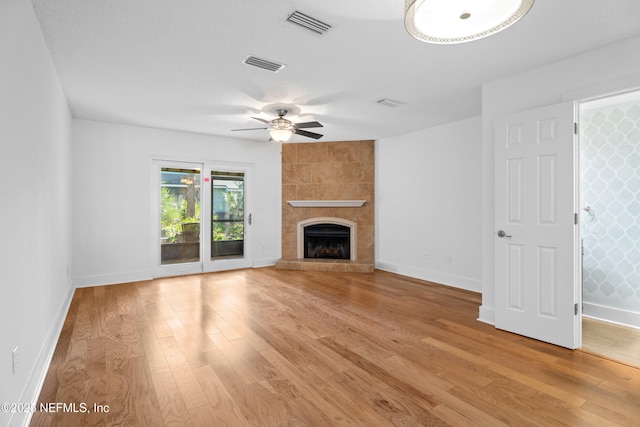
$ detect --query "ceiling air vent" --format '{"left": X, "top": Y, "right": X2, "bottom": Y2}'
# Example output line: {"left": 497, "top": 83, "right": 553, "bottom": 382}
{"left": 242, "top": 56, "right": 286, "bottom": 73}
{"left": 286, "top": 11, "right": 332, "bottom": 36}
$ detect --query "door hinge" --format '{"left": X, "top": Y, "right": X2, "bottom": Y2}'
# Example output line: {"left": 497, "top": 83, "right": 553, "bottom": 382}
{"left": 574, "top": 122, "right": 578, "bottom": 135}
{"left": 574, "top": 303, "right": 579, "bottom": 315}
{"left": 574, "top": 213, "right": 578, "bottom": 225}
{"left": 248, "top": 213, "right": 252, "bottom": 225}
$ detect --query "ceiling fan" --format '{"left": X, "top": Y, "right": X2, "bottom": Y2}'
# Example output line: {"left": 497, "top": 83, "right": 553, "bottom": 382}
{"left": 231, "top": 109, "right": 323, "bottom": 142}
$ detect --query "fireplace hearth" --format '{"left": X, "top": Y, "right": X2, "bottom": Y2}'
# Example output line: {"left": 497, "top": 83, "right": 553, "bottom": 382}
{"left": 304, "top": 224, "right": 350, "bottom": 260}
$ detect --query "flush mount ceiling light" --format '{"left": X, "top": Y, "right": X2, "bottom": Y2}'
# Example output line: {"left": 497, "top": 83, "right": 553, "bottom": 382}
{"left": 404, "top": 0, "right": 534, "bottom": 44}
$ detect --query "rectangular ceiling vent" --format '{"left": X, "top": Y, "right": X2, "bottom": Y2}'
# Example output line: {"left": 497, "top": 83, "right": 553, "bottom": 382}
{"left": 242, "top": 55, "right": 286, "bottom": 73}
{"left": 286, "top": 11, "right": 332, "bottom": 36}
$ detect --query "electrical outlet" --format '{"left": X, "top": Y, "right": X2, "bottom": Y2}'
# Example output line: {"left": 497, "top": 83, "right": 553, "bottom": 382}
{"left": 12, "top": 347, "right": 18, "bottom": 375}
{"left": 423, "top": 252, "right": 429, "bottom": 260}
{"left": 447, "top": 255, "right": 452, "bottom": 264}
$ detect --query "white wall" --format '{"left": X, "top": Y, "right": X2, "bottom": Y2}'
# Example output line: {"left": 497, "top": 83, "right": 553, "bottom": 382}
{"left": 376, "top": 116, "right": 483, "bottom": 292}
{"left": 480, "top": 36, "right": 640, "bottom": 324}
{"left": 72, "top": 119, "right": 282, "bottom": 286}
{"left": 0, "top": 1, "right": 73, "bottom": 426}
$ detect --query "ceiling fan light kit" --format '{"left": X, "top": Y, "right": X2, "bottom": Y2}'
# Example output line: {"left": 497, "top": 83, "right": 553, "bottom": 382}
{"left": 269, "top": 114, "right": 295, "bottom": 142}
{"left": 231, "top": 109, "right": 323, "bottom": 142}
{"left": 269, "top": 128, "right": 294, "bottom": 142}
{"left": 404, "top": 0, "right": 534, "bottom": 44}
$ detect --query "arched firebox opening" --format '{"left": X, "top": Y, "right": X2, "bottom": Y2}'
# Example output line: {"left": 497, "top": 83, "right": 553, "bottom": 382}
{"left": 297, "top": 217, "right": 357, "bottom": 261}
{"left": 304, "top": 224, "right": 350, "bottom": 259}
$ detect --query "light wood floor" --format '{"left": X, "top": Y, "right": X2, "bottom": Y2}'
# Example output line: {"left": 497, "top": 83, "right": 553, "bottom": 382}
{"left": 582, "top": 317, "right": 640, "bottom": 369}
{"left": 31, "top": 268, "right": 640, "bottom": 426}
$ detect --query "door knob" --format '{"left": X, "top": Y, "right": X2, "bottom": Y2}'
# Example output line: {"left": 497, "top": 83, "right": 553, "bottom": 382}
{"left": 497, "top": 230, "right": 512, "bottom": 238}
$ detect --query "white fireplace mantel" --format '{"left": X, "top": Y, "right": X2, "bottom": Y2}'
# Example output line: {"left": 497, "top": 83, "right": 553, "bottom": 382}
{"left": 287, "top": 200, "right": 366, "bottom": 208}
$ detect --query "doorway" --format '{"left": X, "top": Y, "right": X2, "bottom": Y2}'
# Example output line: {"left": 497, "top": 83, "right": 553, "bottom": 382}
{"left": 578, "top": 90, "right": 640, "bottom": 367}
{"left": 153, "top": 160, "right": 253, "bottom": 277}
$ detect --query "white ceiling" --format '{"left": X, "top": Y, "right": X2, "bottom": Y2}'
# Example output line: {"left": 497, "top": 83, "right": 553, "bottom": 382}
{"left": 30, "top": 0, "right": 640, "bottom": 143}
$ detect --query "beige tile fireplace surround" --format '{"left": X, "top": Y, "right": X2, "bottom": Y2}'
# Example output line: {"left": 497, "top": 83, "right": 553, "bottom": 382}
{"left": 275, "top": 140, "right": 375, "bottom": 273}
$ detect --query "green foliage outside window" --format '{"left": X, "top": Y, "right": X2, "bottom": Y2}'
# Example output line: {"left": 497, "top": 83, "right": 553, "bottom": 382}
{"left": 212, "top": 222, "right": 244, "bottom": 241}
{"left": 161, "top": 178, "right": 243, "bottom": 243}
{"left": 161, "top": 187, "right": 200, "bottom": 243}
{"left": 212, "top": 184, "right": 244, "bottom": 241}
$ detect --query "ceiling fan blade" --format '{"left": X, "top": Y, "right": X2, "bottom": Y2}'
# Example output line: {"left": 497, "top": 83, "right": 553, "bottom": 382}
{"left": 294, "top": 121, "right": 323, "bottom": 129}
{"left": 294, "top": 129, "right": 323, "bottom": 139}
{"left": 251, "top": 117, "right": 270, "bottom": 124}
{"left": 231, "top": 127, "right": 268, "bottom": 131}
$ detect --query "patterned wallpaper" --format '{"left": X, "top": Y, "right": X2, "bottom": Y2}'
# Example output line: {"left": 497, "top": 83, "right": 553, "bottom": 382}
{"left": 580, "top": 99, "right": 640, "bottom": 313}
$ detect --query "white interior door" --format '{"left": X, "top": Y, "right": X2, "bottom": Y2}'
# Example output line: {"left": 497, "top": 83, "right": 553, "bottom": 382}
{"left": 494, "top": 102, "right": 581, "bottom": 349}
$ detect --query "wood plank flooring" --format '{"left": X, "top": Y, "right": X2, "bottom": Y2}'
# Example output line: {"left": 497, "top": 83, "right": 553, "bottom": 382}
{"left": 582, "top": 317, "right": 640, "bottom": 369}
{"left": 30, "top": 268, "right": 640, "bottom": 426}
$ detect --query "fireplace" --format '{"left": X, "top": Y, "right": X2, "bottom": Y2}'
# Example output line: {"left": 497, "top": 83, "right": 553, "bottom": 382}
{"left": 304, "top": 224, "right": 350, "bottom": 259}
{"left": 277, "top": 140, "right": 374, "bottom": 272}
{"left": 297, "top": 217, "right": 357, "bottom": 261}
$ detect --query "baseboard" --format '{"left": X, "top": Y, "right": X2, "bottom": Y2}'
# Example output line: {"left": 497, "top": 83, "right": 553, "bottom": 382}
{"left": 15, "top": 284, "right": 75, "bottom": 427}
{"left": 74, "top": 270, "right": 152, "bottom": 288}
{"left": 478, "top": 305, "right": 495, "bottom": 325}
{"left": 252, "top": 258, "right": 278, "bottom": 268}
{"left": 375, "top": 261, "right": 481, "bottom": 293}
{"left": 74, "top": 263, "right": 282, "bottom": 288}
{"left": 583, "top": 302, "right": 640, "bottom": 329}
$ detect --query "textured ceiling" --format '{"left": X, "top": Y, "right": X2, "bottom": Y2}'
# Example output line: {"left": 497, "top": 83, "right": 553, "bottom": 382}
{"left": 30, "top": 0, "right": 640, "bottom": 143}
